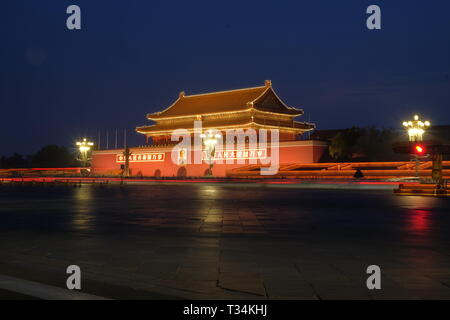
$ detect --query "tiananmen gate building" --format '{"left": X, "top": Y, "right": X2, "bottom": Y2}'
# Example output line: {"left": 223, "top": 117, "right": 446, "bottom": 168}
{"left": 91, "top": 81, "right": 327, "bottom": 177}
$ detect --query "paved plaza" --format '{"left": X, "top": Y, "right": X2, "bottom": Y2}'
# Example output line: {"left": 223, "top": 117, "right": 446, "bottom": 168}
{"left": 0, "top": 182, "right": 449, "bottom": 299}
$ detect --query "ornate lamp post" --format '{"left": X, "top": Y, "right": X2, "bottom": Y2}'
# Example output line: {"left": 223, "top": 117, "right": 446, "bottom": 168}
{"left": 402, "top": 115, "right": 431, "bottom": 178}
{"left": 76, "top": 138, "right": 94, "bottom": 167}
{"left": 122, "top": 146, "right": 132, "bottom": 177}
{"left": 402, "top": 114, "right": 430, "bottom": 142}
{"left": 201, "top": 130, "right": 222, "bottom": 176}
{"left": 395, "top": 115, "right": 450, "bottom": 188}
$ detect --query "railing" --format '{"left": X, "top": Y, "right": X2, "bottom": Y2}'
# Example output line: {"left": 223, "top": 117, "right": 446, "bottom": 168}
{"left": 0, "top": 168, "right": 85, "bottom": 177}
{"left": 227, "top": 161, "right": 450, "bottom": 179}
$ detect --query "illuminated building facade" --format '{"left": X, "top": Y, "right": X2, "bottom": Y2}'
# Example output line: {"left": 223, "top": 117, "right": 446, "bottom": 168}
{"left": 91, "top": 81, "right": 328, "bottom": 177}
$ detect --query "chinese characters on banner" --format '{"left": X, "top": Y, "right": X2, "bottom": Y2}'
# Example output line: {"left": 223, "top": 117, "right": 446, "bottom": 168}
{"left": 116, "top": 153, "right": 165, "bottom": 163}
{"left": 202, "top": 149, "right": 267, "bottom": 161}
{"left": 116, "top": 149, "right": 267, "bottom": 163}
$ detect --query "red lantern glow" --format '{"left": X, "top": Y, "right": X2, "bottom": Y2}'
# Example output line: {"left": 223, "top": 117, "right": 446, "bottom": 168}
{"left": 415, "top": 145, "right": 425, "bottom": 154}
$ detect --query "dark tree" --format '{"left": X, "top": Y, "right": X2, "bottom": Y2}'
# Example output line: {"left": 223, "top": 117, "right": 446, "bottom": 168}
{"left": 328, "top": 127, "right": 407, "bottom": 162}
{"left": 328, "top": 127, "right": 364, "bottom": 161}
{"left": 0, "top": 153, "right": 29, "bottom": 168}
{"left": 31, "top": 145, "right": 75, "bottom": 168}
{"left": 355, "top": 127, "right": 402, "bottom": 161}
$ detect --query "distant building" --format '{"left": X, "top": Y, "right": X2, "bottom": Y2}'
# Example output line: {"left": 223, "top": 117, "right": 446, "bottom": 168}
{"left": 136, "top": 80, "right": 314, "bottom": 143}
{"left": 91, "top": 81, "right": 328, "bottom": 177}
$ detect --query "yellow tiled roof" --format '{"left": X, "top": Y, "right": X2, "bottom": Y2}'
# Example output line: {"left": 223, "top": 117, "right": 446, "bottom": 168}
{"left": 147, "top": 81, "right": 302, "bottom": 119}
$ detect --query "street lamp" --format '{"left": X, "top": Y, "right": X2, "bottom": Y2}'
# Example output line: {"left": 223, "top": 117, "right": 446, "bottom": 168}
{"left": 201, "top": 130, "right": 222, "bottom": 175}
{"left": 402, "top": 114, "right": 431, "bottom": 142}
{"left": 76, "top": 138, "right": 94, "bottom": 167}
{"left": 402, "top": 115, "right": 431, "bottom": 179}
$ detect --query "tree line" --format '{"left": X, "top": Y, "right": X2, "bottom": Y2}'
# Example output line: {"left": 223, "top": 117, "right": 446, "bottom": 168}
{"left": 327, "top": 126, "right": 408, "bottom": 162}
{"left": 0, "top": 145, "right": 77, "bottom": 168}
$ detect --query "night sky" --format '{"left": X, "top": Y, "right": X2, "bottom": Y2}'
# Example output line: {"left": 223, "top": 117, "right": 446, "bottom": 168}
{"left": 1, "top": 0, "right": 449, "bottom": 155}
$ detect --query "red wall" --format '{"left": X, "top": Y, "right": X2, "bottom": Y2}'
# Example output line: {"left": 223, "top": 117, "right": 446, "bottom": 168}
{"left": 91, "top": 141, "right": 328, "bottom": 177}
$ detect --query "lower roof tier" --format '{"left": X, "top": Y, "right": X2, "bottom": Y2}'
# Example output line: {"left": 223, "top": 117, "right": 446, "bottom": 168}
{"left": 136, "top": 118, "right": 315, "bottom": 136}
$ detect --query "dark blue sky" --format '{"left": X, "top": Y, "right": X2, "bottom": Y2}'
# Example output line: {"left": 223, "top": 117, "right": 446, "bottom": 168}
{"left": 1, "top": 0, "right": 449, "bottom": 155}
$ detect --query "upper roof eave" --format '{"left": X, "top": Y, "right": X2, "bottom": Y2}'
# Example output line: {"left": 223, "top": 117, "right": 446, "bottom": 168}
{"left": 251, "top": 86, "right": 304, "bottom": 115}
{"left": 145, "top": 81, "right": 304, "bottom": 120}
{"left": 146, "top": 85, "right": 268, "bottom": 120}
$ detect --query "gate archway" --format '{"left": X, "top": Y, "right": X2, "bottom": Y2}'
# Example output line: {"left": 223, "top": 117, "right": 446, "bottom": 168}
{"left": 177, "top": 167, "right": 187, "bottom": 178}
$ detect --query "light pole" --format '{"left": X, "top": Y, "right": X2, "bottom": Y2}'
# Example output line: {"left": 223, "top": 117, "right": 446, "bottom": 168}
{"left": 201, "top": 130, "right": 221, "bottom": 176}
{"left": 76, "top": 138, "right": 94, "bottom": 167}
{"left": 122, "top": 146, "right": 132, "bottom": 177}
{"left": 402, "top": 115, "right": 431, "bottom": 178}
{"left": 402, "top": 114, "right": 430, "bottom": 142}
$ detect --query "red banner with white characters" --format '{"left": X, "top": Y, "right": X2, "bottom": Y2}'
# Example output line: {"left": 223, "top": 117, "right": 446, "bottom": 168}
{"left": 116, "top": 153, "right": 165, "bottom": 163}
{"left": 203, "top": 149, "right": 267, "bottom": 160}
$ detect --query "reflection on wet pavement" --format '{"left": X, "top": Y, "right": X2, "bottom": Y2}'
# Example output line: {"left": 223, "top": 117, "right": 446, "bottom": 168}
{"left": 0, "top": 183, "right": 449, "bottom": 299}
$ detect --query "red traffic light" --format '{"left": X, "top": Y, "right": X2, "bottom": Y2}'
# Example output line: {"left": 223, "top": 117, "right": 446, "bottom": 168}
{"left": 414, "top": 145, "right": 425, "bottom": 154}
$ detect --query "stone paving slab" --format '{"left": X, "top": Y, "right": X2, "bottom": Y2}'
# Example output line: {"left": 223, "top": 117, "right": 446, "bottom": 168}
{"left": 218, "top": 272, "right": 266, "bottom": 296}
{"left": 1, "top": 184, "right": 450, "bottom": 299}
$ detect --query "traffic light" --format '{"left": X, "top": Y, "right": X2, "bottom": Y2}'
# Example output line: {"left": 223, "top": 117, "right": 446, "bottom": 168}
{"left": 413, "top": 144, "right": 425, "bottom": 155}
{"left": 393, "top": 141, "right": 450, "bottom": 156}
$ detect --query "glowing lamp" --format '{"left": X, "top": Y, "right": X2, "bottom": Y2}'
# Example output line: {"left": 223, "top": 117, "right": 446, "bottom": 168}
{"left": 201, "top": 130, "right": 222, "bottom": 173}
{"left": 201, "top": 131, "right": 222, "bottom": 147}
{"left": 76, "top": 138, "right": 94, "bottom": 166}
{"left": 402, "top": 115, "right": 431, "bottom": 142}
